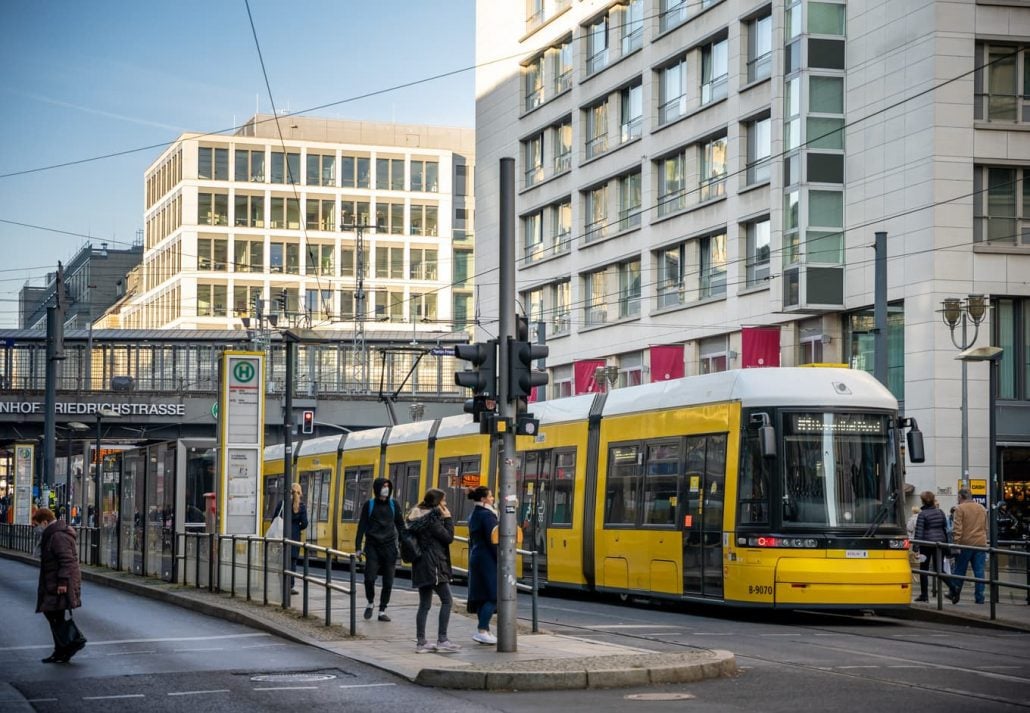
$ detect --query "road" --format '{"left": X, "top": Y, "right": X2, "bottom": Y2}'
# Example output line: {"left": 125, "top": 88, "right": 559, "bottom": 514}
{"left": 2, "top": 559, "right": 1028, "bottom": 712}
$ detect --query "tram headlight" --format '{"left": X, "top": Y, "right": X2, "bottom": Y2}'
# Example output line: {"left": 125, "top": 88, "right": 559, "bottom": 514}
{"left": 888, "top": 538, "right": 909, "bottom": 550}
{"left": 745, "top": 536, "right": 819, "bottom": 548}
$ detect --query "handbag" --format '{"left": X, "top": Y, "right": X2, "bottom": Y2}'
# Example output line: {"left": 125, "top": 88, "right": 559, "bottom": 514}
{"left": 55, "top": 611, "right": 87, "bottom": 652}
{"left": 265, "top": 515, "right": 283, "bottom": 539}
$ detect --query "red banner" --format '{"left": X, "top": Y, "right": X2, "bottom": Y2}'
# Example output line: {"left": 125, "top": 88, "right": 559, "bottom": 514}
{"left": 574, "top": 359, "right": 606, "bottom": 394}
{"left": 741, "top": 326, "right": 781, "bottom": 368}
{"left": 649, "top": 345, "right": 684, "bottom": 382}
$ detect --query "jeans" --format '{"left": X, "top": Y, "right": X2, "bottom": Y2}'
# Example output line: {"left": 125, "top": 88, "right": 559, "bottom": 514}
{"left": 951, "top": 548, "right": 986, "bottom": 603}
{"left": 477, "top": 600, "right": 496, "bottom": 632}
{"left": 416, "top": 582, "right": 452, "bottom": 644}
{"left": 363, "top": 542, "right": 397, "bottom": 609}
{"left": 918, "top": 545, "right": 946, "bottom": 598}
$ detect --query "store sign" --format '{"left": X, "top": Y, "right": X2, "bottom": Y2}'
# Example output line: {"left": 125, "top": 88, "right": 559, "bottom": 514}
{"left": 0, "top": 401, "right": 186, "bottom": 416}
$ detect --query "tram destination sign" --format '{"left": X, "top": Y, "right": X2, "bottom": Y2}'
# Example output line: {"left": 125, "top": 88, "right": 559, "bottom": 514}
{"left": 0, "top": 401, "right": 186, "bottom": 416}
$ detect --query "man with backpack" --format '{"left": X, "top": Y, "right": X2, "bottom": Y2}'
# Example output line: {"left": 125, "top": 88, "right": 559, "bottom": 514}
{"left": 355, "top": 477, "right": 406, "bottom": 622}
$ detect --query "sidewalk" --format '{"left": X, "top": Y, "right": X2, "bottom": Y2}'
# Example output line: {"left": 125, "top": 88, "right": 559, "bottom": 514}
{"left": 903, "top": 588, "right": 1030, "bottom": 632}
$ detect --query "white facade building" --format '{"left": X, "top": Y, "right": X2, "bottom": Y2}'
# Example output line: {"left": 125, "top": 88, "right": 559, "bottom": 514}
{"left": 475, "top": 0, "right": 1030, "bottom": 508}
{"left": 129, "top": 115, "right": 475, "bottom": 338}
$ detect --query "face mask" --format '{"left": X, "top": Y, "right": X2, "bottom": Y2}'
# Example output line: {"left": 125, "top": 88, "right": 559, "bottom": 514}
{"left": 379, "top": 486, "right": 390, "bottom": 498}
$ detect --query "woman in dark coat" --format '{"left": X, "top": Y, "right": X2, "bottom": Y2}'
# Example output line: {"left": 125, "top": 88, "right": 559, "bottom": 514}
{"left": 32, "top": 507, "right": 85, "bottom": 663}
{"left": 466, "top": 486, "right": 498, "bottom": 645}
{"left": 406, "top": 488, "right": 460, "bottom": 654}
{"left": 274, "top": 483, "right": 308, "bottom": 595}
{"left": 913, "top": 490, "right": 949, "bottom": 601}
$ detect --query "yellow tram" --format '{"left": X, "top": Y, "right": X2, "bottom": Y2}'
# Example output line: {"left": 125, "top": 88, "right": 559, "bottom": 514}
{"left": 262, "top": 367, "right": 923, "bottom": 609}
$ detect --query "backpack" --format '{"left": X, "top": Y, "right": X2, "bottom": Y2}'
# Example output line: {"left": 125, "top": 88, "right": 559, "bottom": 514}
{"left": 398, "top": 527, "right": 421, "bottom": 563}
{"left": 367, "top": 498, "right": 396, "bottom": 517}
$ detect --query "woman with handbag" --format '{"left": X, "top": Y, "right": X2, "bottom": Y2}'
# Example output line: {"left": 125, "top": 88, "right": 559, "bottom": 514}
{"left": 32, "top": 507, "right": 85, "bottom": 663}
{"left": 406, "top": 488, "right": 461, "bottom": 654}
{"left": 273, "top": 483, "right": 308, "bottom": 595}
{"left": 466, "top": 486, "right": 498, "bottom": 645}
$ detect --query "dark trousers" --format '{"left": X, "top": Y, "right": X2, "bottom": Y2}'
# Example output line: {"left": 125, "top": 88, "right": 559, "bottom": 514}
{"left": 44, "top": 610, "right": 66, "bottom": 653}
{"left": 363, "top": 542, "right": 397, "bottom": 609}
{"left": 918, "top": 546, "right": 944, "bottom": 598}
{"left": 416, "top": 582, "right": 452, "bottom": 644}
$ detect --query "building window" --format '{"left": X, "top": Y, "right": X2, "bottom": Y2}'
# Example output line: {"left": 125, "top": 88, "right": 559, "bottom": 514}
{"left": 552, "top": 37, "right": 573, "bottom": 94}
{"left": 198, "top": 147, "right": 229, "bottom": 180}
{"left": 198, "top": 193, "right": 228, "bottom": 226}
{"left": 660, "top": 0, "right": 689, "bottom": 33}
{"left": 269, "top": 242, "right": 300, "bottom": 274}
{"left": 699, "top": 335, "right": 729, "bottom": 374}
{"left": 270, "top": 151, "right": 300, "bottom": 184}
{"left": 409, "top": 204, "right": 438, "bottom": 236}
{"left": 700, "top": 135, "right": 728, "bottom": 201}
{"left": 341, "top": 156, "right": 371, "bottom": 189}
{"left": 453, "top": 292, "right": 472, "bottom": 328}
{"left": 524, "top": 132, "right": 544, "bottom": 187}
{"left": 553, "top": 119, "right": 572, "bottom": 173}
{"left": 655, "top": 243, "right": 685, "bottom": 309}
{"left": 233, "top": 239, "right": 263, "bottom": 273}
{"left": 410, "top": 248, "right": 438, "bottom": 280}
{"left": 197, "top": 236, "right": 227, "bottom": 271}
{"left": 234, "top": 149, "right": 265, "bottom": 182}
{"left": 809, "top": 1, "right": 846, "bottom": 35}
{"left": 701, "top": 39, "right": 729, "bottom": 105}
{"left": 234, "top": 194, "right": 264, "bottom": 228}
{"left": 410, "top": 160, "right": 439, "bottom": 192}
{"left": 197, "top": 283, "right": 227, "bottom": 317}
{"left": 620, "top": 83, "right": 643, "bottom": 143}
{"left": 618, "top": 172, "right": 641, "bottom": 231}
{"left": 700, "top": 233, "right": 727, "bottom": 299}
{"left": 453, "top": 249, "right": 472, "bottom": 286}
{"left": 525, "top": 55, "right": 545, "bottom": 111}
{"left": 309, "top": 244, "right": 334, "bottom": 276}
{"left": 340, "top": 245, "right": 371, "bottom": 278}
{"left": 375, "top": 202, "right": 405, "bottom": 235}
{"left": 269, "top": 197, "right": 300, "bottom": 230}
{"left": 622, "top": 0, "right": 643, "bottom": 54}
{"left": 523, "top": 210, "right": 544, "bottom": 263}
{"left": 375, "top": 245, "right": 405, "bottom": 279}
{"left": 799, "top": 318, "right": 825, "bottom": 365}
{"left": 552, "top": 363, "right": 573, "bottom": 399}
{"left": 305, "top": 289, "right": 334, "bottom": 320}
{"left": 618, "top": 259, "right": 641, "bottom": 318}
{"left": 977, "top": 45, "right": 1028, "bottom": 123}
{"left": 746, "top": 117, "right": 771, "bottom": 185}
{"left": 658, "top": 58, "right": 688, "bottom": 125}
{"left": 340, "top": 200, "right": 371, "bottom": 229}
{"left": 584, "top": 269, "right": 608, "bottom": 326}
{"left": 657, "top": 151, "right": 687, "bottom": 217}
{"left": 552, "top": 280, "right": 571, "bottom": 334}
{"left": 585, "top": 184, "right": 608, "bottom": 242}
{"left": 747, "top": 13, "right": 773, "bottom": 83}
{"left": 993, "top": 297, "right": 1030, "bottom": 400}
{"left": 376, "top": 158, "right": 405, "bottom": 191}
{"left": 974, "top": 166, "right": 1030, "bottom": 246}
{"left": 586, "top": 14, "right": 609, "bottom": 75}
{"left": 233, "top": 284, "right": 263, "bottom": 315}
{"left": 745, "top": 218, "right": 771, "bottom": 287}
{"left": 846, "top": 304, "right": 905, "bottom": 402}
{"left": 374, "top": 290, "right": 405, "bottom": 322}
{"left": 305, "top": 198, "right": 336, "bottom": 232}
{"left": 618, "top": 351, "right": 643, "bottom": 387}
{"left": 585, "top": 100, "right": 609, "bottom": 159}
{"left": 306, "top": 153, "right": 336, "bottom": 186}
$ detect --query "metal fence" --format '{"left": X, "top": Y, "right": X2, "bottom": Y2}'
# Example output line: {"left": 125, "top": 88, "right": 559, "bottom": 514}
{"left": 909, "top": 538, "right": 1030, "bottom": 618}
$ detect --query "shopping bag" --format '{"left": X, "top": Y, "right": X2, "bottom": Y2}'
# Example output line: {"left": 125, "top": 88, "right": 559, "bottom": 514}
{"left": 55, "top": 611, "right": 87, "bottom": 652}
{"left": 265, "top": 515, "right": 283, "bottom": 539}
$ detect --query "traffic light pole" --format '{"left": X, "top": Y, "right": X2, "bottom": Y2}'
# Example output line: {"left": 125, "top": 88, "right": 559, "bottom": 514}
{"left": 497, "top": 157, "right": 518, "bottom": 653}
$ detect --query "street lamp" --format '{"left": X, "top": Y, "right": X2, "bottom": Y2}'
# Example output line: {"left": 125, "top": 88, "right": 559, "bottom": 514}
{"left": 940, "top": 294, "right": 988, "bottom": 480}
{"left": 956, "top": 345, "right": 1003, "bottom": 610}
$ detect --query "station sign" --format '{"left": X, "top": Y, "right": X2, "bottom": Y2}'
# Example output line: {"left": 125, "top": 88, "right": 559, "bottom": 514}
{"left": 218, "top": 352, "right": 265, "bottom": 535}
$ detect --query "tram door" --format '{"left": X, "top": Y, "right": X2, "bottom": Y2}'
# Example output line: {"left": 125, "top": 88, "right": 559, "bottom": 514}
{"left": 681, "top": 434, "right": 727, "bottom": 598}
{"left": 388, "top": 462, "right": 421, "bottom": 515}
{"left": 518, "top": 450, "right": 551, "bottom": 577}
{"left": 120, "top": 450, "right": 145, "bottom": 575}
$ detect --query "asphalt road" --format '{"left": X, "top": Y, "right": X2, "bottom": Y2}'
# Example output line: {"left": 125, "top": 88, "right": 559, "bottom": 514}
{"left": 3, "top": 559, "right": 1028, "bottom": 712}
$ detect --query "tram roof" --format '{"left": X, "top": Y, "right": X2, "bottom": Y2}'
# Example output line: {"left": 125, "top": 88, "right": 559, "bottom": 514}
{"left": 298, "top": 434, "right": 345, "bottom": 456}
{"left": 435, "top": 413, "right": 481, "bottom": 439}
{"left": 531, "top": 393, "right": 598, "bottom": 425}
{"left": 0, "top": 328, "right": 470, "bottom": 345}
{"left": 342, "top": 426, "right": 387, "bottom": 451}
{"left": 388, "top": 419, "right": 436, "bottom": 445}
{"left": 602, "top": 368, "right": 897, "bottom": 417}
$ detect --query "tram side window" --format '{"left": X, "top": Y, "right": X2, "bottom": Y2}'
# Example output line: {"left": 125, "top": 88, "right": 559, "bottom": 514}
{"left": 551, "top": 450, "right": 576, "bottom": 526}
{"left": 300, "top": 468, "right": 331, "bottom": 522}
{"left": 341, "top": 466, "right": 373, "bottom": 521}
{"left": 605, "top": 444, "right": 641, "bottom": 525}
{"left": 738, "top": 429, "right": 770, "bottom": 525}
{"left": 264, "top": 475, "right": 283, "bottom": 519}
{"left": 643, "top": 441, "right": 680, "bottom": 526}
{"left": 389, "top": 462, "right": 422, "bottom": 513}
{"left": 438, "top": 456, "right": 481, "bottom": 522}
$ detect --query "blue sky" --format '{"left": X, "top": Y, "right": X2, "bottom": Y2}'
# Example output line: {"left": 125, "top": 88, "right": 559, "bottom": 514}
{"left": 0, "top": 0, "right": 475, "bottom": 327}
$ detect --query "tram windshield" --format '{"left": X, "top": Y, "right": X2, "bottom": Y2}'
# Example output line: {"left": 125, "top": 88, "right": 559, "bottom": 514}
{"left": 781, "top": 412, "right": 897, "bottom": 528}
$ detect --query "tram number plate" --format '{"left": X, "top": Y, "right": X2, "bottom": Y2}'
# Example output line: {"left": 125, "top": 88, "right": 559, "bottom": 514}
{"left": 845, "top": 550, "right": 869, "bottom": 558}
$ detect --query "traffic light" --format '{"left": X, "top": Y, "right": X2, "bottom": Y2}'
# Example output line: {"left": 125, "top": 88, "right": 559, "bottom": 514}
{"left": 507, "top": 337, "right": 549, "bottom": 403}
{"left": 454, "top": 340, "right": 498, "bottom": 398}
{"left": 301, "top": 410, "right": 314, "bottom": 434}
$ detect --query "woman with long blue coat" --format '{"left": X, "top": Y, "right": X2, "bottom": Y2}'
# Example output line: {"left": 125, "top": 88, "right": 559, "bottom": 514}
{"left": 466, "top": 486, "right": 498, "bottom": 645}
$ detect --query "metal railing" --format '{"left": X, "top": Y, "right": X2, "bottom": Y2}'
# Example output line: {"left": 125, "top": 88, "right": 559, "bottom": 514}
{"left": 175, "top": 531, "right": 359, "bottom": 635}
{"left": 909, "top": 537, "right": 1030, "bottom": 619}
{"left": 453, "top": 534, "right": 541, "bottom": 633}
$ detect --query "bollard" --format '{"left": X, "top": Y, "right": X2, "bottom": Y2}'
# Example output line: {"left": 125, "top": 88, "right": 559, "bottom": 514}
{"left": 326, "top": 553, "right": 334, "bottom": 628}
{"left": 230, "top": 535, "right": 237, "bottom": 597}
{"left": 531, "top": 550, "right": 539, "bottom": 633}
{"left": 302, "top": 545, "right": 309, "bottom": 619}
{"left": 208, "top": 533, "right": 215, "bottom": 592}
{"left": 349, "top": 553, "right": 356, "bottom": 636}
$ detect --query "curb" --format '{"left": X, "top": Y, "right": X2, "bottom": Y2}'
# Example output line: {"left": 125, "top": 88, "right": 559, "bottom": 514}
{"left": 413, "top": 650, "right": 737, "bottom": 690}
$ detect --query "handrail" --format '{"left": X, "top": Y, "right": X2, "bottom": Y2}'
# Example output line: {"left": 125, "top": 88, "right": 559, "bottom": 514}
{"left": 453, "top": 534, "right": 540, "bottom": 633}
{"left": 909, "top": 538, "right": 1030, "bottom": 617}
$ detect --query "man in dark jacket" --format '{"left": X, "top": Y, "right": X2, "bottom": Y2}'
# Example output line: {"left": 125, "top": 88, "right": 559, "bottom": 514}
{"left": 355, "top": 477, "right": 405, "bottom": 621}
{"left": 33, "top": 507, "right": 85, "bottom": 663}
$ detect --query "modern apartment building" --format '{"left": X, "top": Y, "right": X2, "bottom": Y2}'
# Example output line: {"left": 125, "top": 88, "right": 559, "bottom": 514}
{"left": 127, "top": 114, "right": 475, "bottom": 337}
{"left": 475, "top": 0, "right": 1030, "bottom": 503}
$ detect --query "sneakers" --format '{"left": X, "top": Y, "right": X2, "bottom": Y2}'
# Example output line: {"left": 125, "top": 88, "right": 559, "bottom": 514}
{"left": 290, "top": 588, "right": 300, "bottom": 595}
{"left": 473, "top": 630, "right": 497, "bottom": 645}
{"left": 378, "top": 611, "right": 391, "bottom": 622}
{"left": 364, "top": 605, "right": 374, "bottom": 620}
{"left": 415, "top": 641, "right": 437, "bottom": 654}
{"left": 435, "top": 640, "right": 462, "bottom": 653}
{"left": 914, "top": 596, "right": 928, "bottom": 602}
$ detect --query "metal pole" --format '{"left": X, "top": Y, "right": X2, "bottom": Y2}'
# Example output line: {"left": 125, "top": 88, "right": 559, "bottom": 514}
{"left": 961, "top": 319, "right": 969, "bottom": 480}
{"left": 989, "top": 356, "right": 999, "bottom": 615}
{"left": 44, "top": 305, "right": 60, "bottom": 506}
{"left": 92, "top": 414, "right": 102, "bottom": 565}
{"left": 497, "top": 156, "right": 518, "bottom": 653}
{"left": 282, "top": 333, "right": 295, "bottom": 607}
{"left": 873, "top": 231, "right": 888, "bottom": 388}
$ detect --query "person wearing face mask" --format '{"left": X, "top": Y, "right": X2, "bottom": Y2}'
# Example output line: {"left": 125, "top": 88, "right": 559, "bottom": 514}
{"left": 355, "top": 477, "right": 405, "bottom": 622}
{"left": 32, "top": 508, "right": 85, "bottom": 663}
{"left": 466, "top": 486, "right": 498, "bottom": 645}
